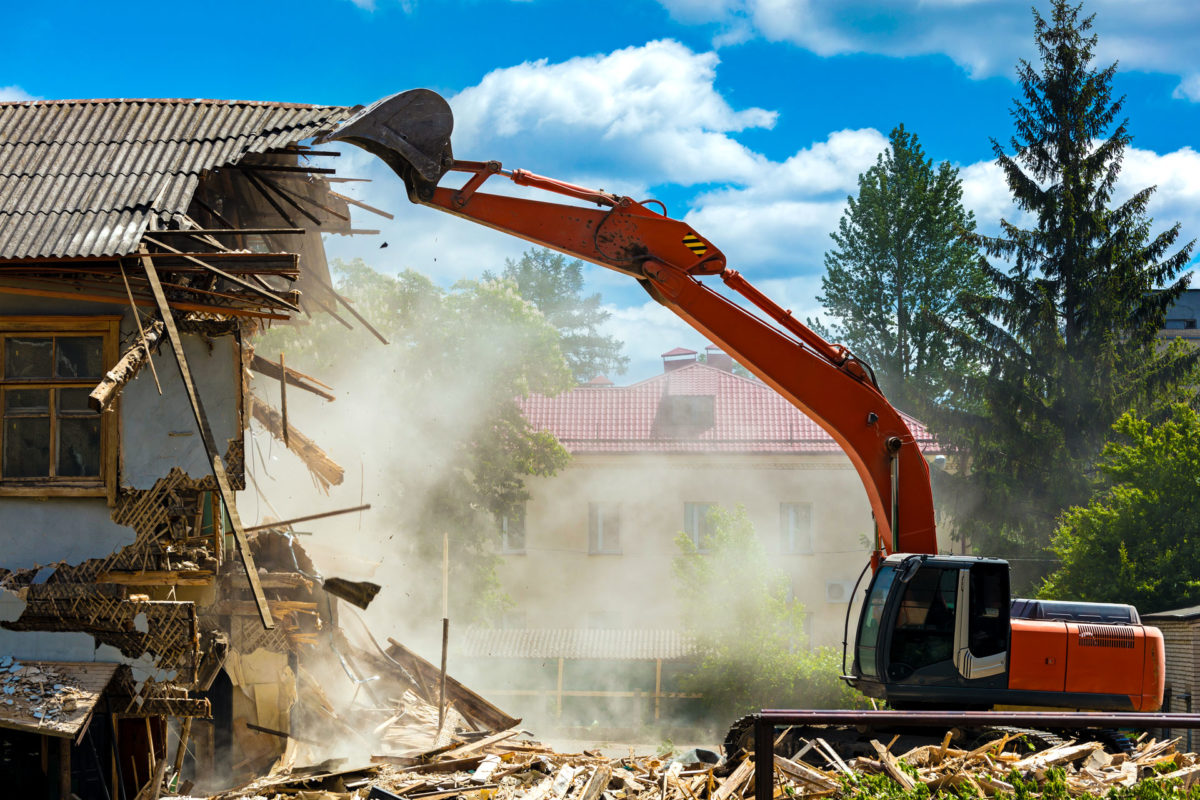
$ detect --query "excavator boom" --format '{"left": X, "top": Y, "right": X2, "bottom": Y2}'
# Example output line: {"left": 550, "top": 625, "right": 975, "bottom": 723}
{"left": 317, "top": 88, "right": 938, "bottom": 558}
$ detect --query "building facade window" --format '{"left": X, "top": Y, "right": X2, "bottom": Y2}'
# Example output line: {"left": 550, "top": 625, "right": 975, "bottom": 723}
{"left": 683, "top": 502, "right": 716, "bottom": 551}
{"left": 0, "top": 317, "right": 118, "bottom": 498}
{"left": 588, "top": 502, "right": 621, "bottom": 554}
{"left": 779, "top": 502, "right": 813, "bottom": 554}
{"left": 499, "top": 505, "right": 526, "bottom": 553}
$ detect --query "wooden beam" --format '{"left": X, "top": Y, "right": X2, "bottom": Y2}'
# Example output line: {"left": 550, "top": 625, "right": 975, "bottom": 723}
{"left": 246, "top": 394, "right": 344, "bottom": 489}
{"left": 243, "top": 504, "right": 370, "bottom": 532}
{"left": 150, "top": 228, "right": 306, "bottom": 236}
{"left": 140, "top": 247, "right": 274, "bottom": 630}
{"left": 142, "top": 236, "right": 299, "bottom": 312}
{"left": 0, "top": 281, "right": 289, "bottom": 320}
{"left": 329, "top": 189, "right": 395, "bottom": 220}
{"left": 310, "top": 274, "right": 389, "bottom": 345}
{"left": 249, "top": 353, "right": 335, "bottom": 400}
{"left": 229, "top": 163, "right": 337, "bottom": 175}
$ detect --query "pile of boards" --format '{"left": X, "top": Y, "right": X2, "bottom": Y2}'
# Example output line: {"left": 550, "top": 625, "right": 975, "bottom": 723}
{"left": 191, "top": 727, "right": 1200, "bottom": 800}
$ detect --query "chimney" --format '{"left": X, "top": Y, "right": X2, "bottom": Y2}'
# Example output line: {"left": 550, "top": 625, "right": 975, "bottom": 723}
{"left": 661, "top": 347, "right": 697, "bottom": 372}
{"left": 585, "top": 375, "right": 614, "bottom": 387}
{"left": 705, "top": 344, "right": 734, "bottom": 372}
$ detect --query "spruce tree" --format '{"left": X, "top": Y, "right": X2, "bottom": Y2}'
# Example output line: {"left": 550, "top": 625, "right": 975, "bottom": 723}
{"left": 815, "top": 125, "right": 985, "bottom": 410}
{"left": 939, "top": 0, "right": 1197, "bottom": 588}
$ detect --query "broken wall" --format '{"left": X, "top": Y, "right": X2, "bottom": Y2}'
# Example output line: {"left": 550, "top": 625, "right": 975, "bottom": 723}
{"left": 0, "top": 294, "right": 241, "bottom": 569}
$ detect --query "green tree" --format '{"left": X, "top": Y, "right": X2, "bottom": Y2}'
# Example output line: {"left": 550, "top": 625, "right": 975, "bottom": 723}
{"left": 813, "top": 125, "right": 986, "bottom": 410}
{"left": 1040, "top": 405, "right": 1200, "bottom": 612}
{"left": 257, "top": 258, "right": 573, "bottom": 619}
{"left": 484, "top": 249, "right": 629, "bottom": 383}
{"left": 671, "top": 505, "right": 864, "bottom": 718}
{"left": 936, "top": 1, "right": 1197, "bottom": 588}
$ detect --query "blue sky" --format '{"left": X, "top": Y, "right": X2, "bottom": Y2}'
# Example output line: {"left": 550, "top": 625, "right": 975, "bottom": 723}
{"left": 6, "top": 0, "right": 1200, "bottom": 380}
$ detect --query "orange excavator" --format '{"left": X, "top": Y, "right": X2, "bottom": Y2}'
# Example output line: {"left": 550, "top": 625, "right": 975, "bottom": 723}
{"left": 316, "top": 89, "right": 1165, "bottom": 718}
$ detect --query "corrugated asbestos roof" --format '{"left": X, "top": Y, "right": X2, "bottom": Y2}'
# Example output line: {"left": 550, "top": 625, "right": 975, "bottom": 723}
{"left": 519, "top": 361, "right": 942, "bottom": 455}
{"left": 0, "top": 98, "right": 352, "bottom": 259}
{"left": 458, "top": 628, "right": 696, "bottom": 661}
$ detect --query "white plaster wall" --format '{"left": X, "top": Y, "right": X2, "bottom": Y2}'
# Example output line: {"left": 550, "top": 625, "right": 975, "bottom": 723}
{"left": 121, "top": 331, "right": 240, "bottom": 488}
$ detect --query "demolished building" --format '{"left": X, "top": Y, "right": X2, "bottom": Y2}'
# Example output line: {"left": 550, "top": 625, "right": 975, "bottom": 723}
{"left": 0, "top": 96, "right": 477, "bottom": 798}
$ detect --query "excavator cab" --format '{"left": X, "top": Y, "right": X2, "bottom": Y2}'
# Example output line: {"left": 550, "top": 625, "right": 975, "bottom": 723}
{"left": 850, "top": 555, "right": 1010, "bottom": 708}
{"left": 848, "top": 554, "right": 1164, "bottom": 712}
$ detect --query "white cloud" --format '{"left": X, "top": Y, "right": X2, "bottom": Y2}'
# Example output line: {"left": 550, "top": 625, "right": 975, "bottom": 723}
{"left": 656, "top": 0, "right": 1200, "bottom": 88}
{"left": 1173, "top": 74, "right": 1200, "bottom": 102}
{"left": 448, "top": 40, "right": 776, "bottom": 191}
{"left": 325, "top": 38, "right": 1200, "bottom": 386}
{"left": 0, "top": 85, "right": 36, "bottom": 102}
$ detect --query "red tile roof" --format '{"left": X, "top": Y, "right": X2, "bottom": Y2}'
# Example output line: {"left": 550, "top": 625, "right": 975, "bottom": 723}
{"left": 519, "top": 362, "right": 941, "bottom": 455}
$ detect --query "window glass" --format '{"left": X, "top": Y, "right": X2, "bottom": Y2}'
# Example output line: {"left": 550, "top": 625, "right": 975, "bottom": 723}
{"left": 855, "top": 565, "right": 896, "bottom": 679}
{"left": 55, "top": 337, "right": 103, "bottom": 379}
{"left": 58, "top": 414, "right": 101, "bottom": 477}
{"left": 683, "top": 502, "right": 715, "bottom": 551}
{"left": 589, "top": 503, "right": 620, "bottom": 553}
{"left": 5, "top": 338, "right": 53, "bottom": 379}
{"left": 888, "top": 567, "right": 957, "bottom": 674}
{"left": 5, "top": 388, "right": 49, "bottom": 413}
{"left": 780, "top": 502, "right": 813, "bottom": 553}
{"left": 4, "top": 417, "right": 51, "bottom": 477}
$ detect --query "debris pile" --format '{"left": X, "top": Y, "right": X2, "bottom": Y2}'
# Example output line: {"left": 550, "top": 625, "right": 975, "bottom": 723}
{"left": 192, "top": 726, "right": 1200, "bottom": 800}
{"left": 0, "top": 657, "right": 92, "bottom": 723}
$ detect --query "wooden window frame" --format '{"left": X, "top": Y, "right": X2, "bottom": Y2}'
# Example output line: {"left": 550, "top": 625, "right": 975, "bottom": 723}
{"left": 0, "top": 316, "right": 120, "bottom": 502}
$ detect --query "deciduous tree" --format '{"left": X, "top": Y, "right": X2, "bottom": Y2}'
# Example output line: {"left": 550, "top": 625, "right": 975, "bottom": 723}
{"left": 1040, "top": 406, "right": 1200, "bottom": 613}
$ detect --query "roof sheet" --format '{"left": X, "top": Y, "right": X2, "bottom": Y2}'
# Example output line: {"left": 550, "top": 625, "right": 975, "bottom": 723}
{"left": 0, "top": 98, "right": 351, "bottom": 259}
{"left": 0, "top": 659, "right": 119, "bottom": 739}
{"left": 458, "top": 628, "right": 696, "bottom": 660}
{"left": 519, "top": 362, "right": 942, "bottom": 455}
{"left": 1143, "top": 605, "right": 1200, "bottom": 621}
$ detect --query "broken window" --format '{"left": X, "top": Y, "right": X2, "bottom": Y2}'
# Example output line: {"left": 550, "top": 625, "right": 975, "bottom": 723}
{"left": 0, "top": 319, "right": 117, "bottom": 496}
{"left": 588, "top": 502, "right": 620, "bottom": 554}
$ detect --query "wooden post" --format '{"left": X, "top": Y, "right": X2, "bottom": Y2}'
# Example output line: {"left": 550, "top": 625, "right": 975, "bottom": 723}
{"left": 58, "top": 736, "right": 71, "bottom": 800}
{"left": 438, "top": 533, "right": 449, "bottom": 733}
{"left": 279, "top": 352, "right": 289, "bottom": 448}
{"left": 556, "top": 658, "right": 564, "bottom": 719}
{"left": 141, "top": 247, "right": 274, "bottom": 629}
{"left": 172, "top": 717, "right": 193, "bottom": 788}
{"left": 655, "top": 659, "right": 663, "bottom": 722}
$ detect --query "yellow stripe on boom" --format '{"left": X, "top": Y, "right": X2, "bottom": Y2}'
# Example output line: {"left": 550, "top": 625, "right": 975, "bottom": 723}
{"left": 682, "top": 232, "right": 708, "bottom": 256}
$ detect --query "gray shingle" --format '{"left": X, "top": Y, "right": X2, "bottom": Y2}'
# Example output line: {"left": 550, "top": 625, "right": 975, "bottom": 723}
{"left": 0, "top": 98, "right": 351, "bottom": 259}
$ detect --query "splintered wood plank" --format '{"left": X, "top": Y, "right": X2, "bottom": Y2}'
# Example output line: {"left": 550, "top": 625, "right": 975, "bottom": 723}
{"left": 870, "top": 740, "right": 917, "bottom": 790}
{"left": 436, "top": 728, "right": 522, "bottom": 761}
{"left": 1012, "top": 742, "right": 1101, "bottom": 772}
{"left": 771, "top": 755, "right": 838, "bottom": 791}
{"left": 712, "top": 758, "right": 754, "bottom": 800}
{"left": 140, "top": 248, "right": 273, "bottom": 629}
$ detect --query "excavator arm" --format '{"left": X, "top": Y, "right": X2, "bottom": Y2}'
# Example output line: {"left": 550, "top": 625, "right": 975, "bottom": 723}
{"left": 318, "top": 89, "right": 938, "bottom": 558}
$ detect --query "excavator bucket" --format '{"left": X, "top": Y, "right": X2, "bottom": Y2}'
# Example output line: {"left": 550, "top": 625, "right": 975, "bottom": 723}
{"left": 315, "top": 89, "right": 454, "bottom": 195}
